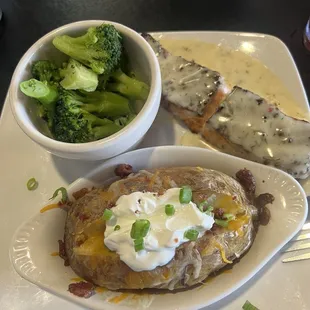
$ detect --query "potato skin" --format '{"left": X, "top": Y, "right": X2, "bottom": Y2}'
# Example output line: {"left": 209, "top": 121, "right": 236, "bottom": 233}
{"left": 64, "top": 167, "right": 258, "bottom": 290}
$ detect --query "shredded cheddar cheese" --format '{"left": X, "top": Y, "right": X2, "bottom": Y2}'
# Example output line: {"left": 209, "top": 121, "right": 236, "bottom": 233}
{"left": 96, "top": 286, "right": 108, "bottom": 293}
{"left": 214, "top": 242, "right": 233, "bottom": 264}
{"left": 40, "top": 203, "right": 59, "bottom": 213}
{"left": 70, "top": 277, "right": 84, "bottom": 282}
{"left": 108, "top": 293, "right": 130, "bottom": 304}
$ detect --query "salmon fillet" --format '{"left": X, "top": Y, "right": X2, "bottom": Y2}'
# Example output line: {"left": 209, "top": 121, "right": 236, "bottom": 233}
{"left": 142, "top": 33, "right": 228, "bottom": 133}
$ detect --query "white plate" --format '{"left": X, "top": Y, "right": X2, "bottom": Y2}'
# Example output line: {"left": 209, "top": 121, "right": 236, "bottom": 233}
{"left": 1, "top": 31, "right": 310, "bottom": 310}
{"left": 10, "top": 146, "right": 308, "bottom": 310}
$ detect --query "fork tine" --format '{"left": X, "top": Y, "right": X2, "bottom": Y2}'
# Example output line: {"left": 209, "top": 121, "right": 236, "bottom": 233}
{"left": 292, "top": 232, "right": 310, "bottom": 242}
{"left": 282, "top": 242, "right": 310, "bottom": 253}
{"left": 282, "top": 252, "right": 310, "bottom": 263}
{"left": 302, "top": 223, "right": 310, "bottom": 230}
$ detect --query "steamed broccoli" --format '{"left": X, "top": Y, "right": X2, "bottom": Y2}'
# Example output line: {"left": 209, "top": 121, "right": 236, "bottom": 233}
{"left": 31, "top": 60, "right": 61, "bottom": 83}
{"left": 20, "top": 79, "right": 59, "bottom": 128}
{"left": 53, "top": 90, "right": 123, "bottom": 143}
{"left": 107, "top": 69, "right": 150, "bottom": 100}
{"left": 59, "top": 58, "right": 98, "bottom": 92}
{"left": 52, "top": 24, "right": 122, "bottom": 75}
{"left": 114, "top": 113, "right": 136, "bottom": 127}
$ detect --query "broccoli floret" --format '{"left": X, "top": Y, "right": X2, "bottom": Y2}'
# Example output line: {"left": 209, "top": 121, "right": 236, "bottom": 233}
{"left": 59, "top": 58, "right": 98, "bottom": 92}
{"left": 20, "top": 78, "right": 59, "bottom": 128}
{"left": 31, "top": 60, "right": 61, "bottom": 83}
{"left": 114, "top": 113, "right": 136, "bottom": 127}
{"left": 107, "top": 69, "right": 150, "bottom": 100}
{"left": 53, "top": 90, "right": 123, "bottom": 143}
{"left": 60, "top": 90, "right": 131, "bottom": 118}
{"left": 52, "top": 24, "right": 122, "bottom": 75}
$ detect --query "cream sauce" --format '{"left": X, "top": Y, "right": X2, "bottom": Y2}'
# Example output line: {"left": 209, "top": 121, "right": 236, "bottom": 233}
{"left": 159, "top": 39, "right": 308, "bottom": 119}
{"left": 144, "top": 34, "right": 224, "bottom": 115}
{"left": 208, "top": 87, "right": 310, "bottom": 179}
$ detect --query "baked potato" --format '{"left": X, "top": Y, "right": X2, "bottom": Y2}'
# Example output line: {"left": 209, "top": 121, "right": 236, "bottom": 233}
{"left": 64, "top": 166, "right": 265, "bottom": 291}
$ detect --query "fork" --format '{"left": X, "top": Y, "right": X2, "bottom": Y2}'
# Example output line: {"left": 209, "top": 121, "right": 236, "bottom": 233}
{"left": 282, "top": 222, "right": 310, "bottom": 263}
{"left": 281, "top": 195, "right": 310, "bottom": 263}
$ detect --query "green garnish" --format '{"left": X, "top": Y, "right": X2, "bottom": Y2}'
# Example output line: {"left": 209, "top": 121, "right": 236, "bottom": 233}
{"left": 27, "top": 178, "right": 38, "bottom": 191}
{"left": 184, "top": 229, "right": 199, "bottom": 241}
{"left": 130, "top": 219, "right": 150, "bottom": 239}
{"left": 179, "top": 186, "right": 192, "bottom": 204}
{"left": 198, "top": 200, "right": 214, "bottom": 213}
{"left": 223, "top": 213, "right": 235, "bottom": 221}
{"left": 114, "top": 225, "right": 121, "bottom": 231}
{"left": 242, "top": 300, "right": 259, "bottom": 310}
{"left": 49, "top": 187, "right": 68, "bottom": 203}
{"left": 134, "top": 238, "right": 144, "bottom": 252}
{"left": 215, "top": 219, "right": 229, "bottom": 227}
{"left": 103, "top": 209, "right": 113, "bottom": 221}
{"left": 165, "top": 204, "right": 175, "bottom": 216}
{"left": 204, "top": 206, "right": 214, "bottom": 216}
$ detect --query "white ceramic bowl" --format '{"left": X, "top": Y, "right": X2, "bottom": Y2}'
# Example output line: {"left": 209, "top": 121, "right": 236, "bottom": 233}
{"left": 9, "top": 20, "right": 161, "bottom": 160}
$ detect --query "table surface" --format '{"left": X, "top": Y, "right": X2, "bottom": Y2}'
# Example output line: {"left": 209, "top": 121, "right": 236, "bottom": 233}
{"left": 0, "top": 0, "right": 310, "bottom": 109}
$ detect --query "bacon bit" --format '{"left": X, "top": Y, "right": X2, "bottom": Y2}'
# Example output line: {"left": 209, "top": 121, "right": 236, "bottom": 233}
{"left": 72, "top": 188, "right": 89, "bottom": 200}
{"left": 114, "top": 164, "right": 133, "bottom": 178}
{"left": 232, "top": 195, "right": 237, "bottom": 201}
{"left": 50, "top": 251, "right": 59, "bottom": 256}
{"left": 68, "top": 281, "right": 95, "bottom": 298}
{"left": 58, "top": 240, "right": 69, "bottom": 266}
{"left": 268, "top": 107, "right": 273, "bottom": 112}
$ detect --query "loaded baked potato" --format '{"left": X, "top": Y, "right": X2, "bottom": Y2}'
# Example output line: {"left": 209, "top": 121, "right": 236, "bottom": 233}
{"left": 63, "top": 166, "right": 272, "bottom": 291}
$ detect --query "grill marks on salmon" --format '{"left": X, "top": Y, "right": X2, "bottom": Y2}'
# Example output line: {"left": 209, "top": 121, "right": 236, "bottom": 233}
{"left": 142, "top": 34, "right": 310, "bottom": 179}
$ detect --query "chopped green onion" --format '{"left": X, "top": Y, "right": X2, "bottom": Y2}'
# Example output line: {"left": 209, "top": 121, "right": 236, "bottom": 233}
{"left": 130, "top": 219, "right": 150, "bottom": 239}
{"left": 27, "top": 178, "right": 38, "bottom": 191}
{"left": 215, "top": 219, "right": 229, "bottom": 227}
{"left": 165, "top": 204, "right": 175, "bottom": 216}
{"left": 134, "top": 238, "right": 144, "bottom": 252}
{"left": 205, "top": 210, "right": 214, "bottom": 217}
{"left": 103, "top": 209, "right": 113, "bottom": 221}
{"left": 179, "top": 186, "right": 192, "bottom": 204}
{"left": 49, "top": 187, "right": 68, "bottom": 203}
{"left": 114, "top": 225, "right": 121, "bottom": 231}
{"left": 242, "top": 300, "right": 259, "bottom": 310}
{"left": 223, "top": 213, "right": 235, "bottom": 221}
{"left": 184, "top": 229, "right": 199, "bottom": 241}
{"left": 198, "top": 200, "right": 215, "bottom": 212}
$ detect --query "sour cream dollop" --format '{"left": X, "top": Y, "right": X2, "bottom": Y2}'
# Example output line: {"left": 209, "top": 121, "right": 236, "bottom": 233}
{"left": 104, "top": 188, "right": 214, "bottom": 271}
